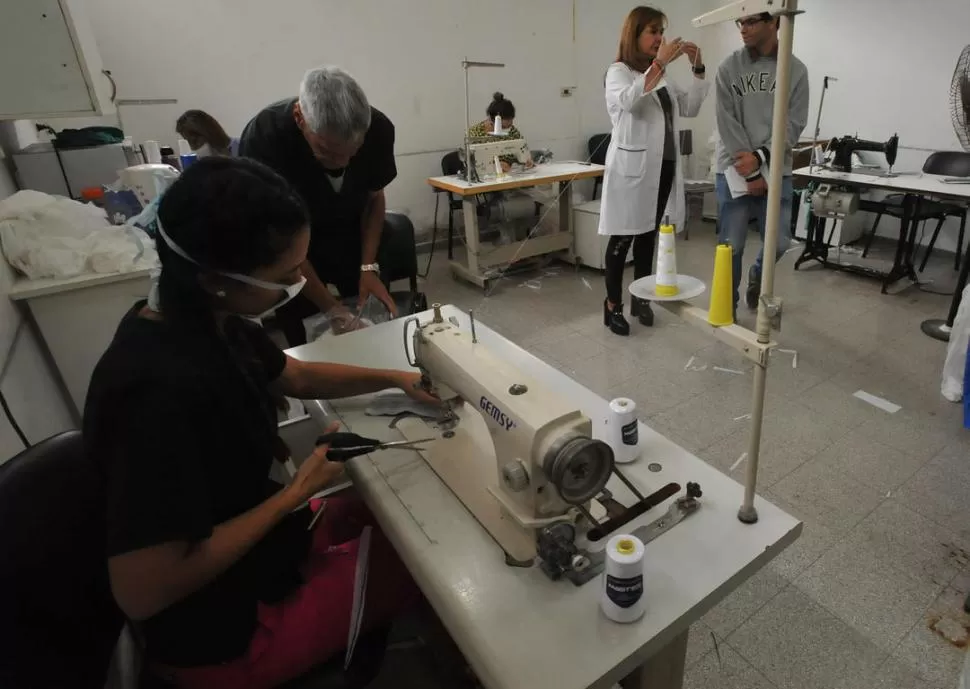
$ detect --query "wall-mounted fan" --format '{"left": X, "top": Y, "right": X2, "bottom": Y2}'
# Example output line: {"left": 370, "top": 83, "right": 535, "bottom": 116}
{"left": 921, "top": 45, "right": 970, "bottom": 342}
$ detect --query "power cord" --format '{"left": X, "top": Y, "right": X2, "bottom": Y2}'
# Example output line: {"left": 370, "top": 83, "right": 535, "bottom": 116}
{"left": 0, "top": 389, "right": 29, "bottom": 448}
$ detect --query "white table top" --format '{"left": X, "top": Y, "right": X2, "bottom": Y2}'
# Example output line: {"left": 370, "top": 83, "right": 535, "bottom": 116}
{"left": 427, "top": 161, "right": 604, "bottom": 196}
{"left": 288, "top": 306, "right": 801, "bottom": 689}
{"left": 8, "top": 267, "right": 151, "bottom": 301}
{"left": 793, "top": 165, "right": 970, "bottom": 201}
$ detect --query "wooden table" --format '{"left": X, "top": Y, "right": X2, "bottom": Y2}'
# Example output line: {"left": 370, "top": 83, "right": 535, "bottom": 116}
{"left": 427, "top": 162, "right": 604, "bottom": 289}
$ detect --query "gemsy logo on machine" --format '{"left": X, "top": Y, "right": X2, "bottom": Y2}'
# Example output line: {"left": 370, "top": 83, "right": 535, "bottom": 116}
{"left": 479, "top": 396, "right": 516, "bottom": 431}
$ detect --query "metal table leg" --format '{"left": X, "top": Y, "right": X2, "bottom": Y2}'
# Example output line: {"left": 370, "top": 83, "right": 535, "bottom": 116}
{"left": 449, "top": 196, "right": 489, "bottom": 289}
{"left": 921, "top": 231, "right": 970, "bottom": 341}
{"left": 620, "top": 630, "right": 689, "bottom": 689}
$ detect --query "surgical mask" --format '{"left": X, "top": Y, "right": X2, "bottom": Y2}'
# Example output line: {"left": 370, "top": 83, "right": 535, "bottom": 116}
{"left": 155, "top": 221, "right": 306, "bottom": 320}
{"left": 193, "top": 143, "right": 213, "bottom": 158}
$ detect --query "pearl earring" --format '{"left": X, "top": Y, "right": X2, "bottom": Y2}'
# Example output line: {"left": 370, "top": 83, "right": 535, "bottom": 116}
{"left": 216, "top": 290, "right": 226, "bottom": 298}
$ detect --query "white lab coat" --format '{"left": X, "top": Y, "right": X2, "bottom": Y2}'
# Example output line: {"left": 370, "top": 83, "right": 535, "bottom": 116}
{"left": 598, "top": 62, "right": 710, "bottom": 236}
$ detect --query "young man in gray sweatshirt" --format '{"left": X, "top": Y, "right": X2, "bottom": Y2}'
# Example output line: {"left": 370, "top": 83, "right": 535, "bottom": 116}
{"left": 714, "top": 12, "right": 809, "bottom": 311}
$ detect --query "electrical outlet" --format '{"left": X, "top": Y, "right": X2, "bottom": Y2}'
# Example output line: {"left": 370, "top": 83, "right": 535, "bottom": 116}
{"left": 560, "top": 87, "right": 574, "bottom": 97}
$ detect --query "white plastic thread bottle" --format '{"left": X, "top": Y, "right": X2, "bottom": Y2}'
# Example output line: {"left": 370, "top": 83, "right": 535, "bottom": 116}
{"left": 601, "top": 534, "right": 646, "bottom": 623}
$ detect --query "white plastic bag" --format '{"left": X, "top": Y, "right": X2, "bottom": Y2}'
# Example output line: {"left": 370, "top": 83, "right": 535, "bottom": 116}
{"left": 942, "top": 284, "right": 970, "bottom": 402}
{"left": 0, "top": 190, "right": 156, "bottom": 280}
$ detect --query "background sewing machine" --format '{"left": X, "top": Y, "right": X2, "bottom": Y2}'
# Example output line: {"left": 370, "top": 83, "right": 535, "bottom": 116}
{"left": 459, "top": 138, "right": 532, "bottom": 183}
{"left": 400, "top": 305, "right": 701, "bottom": 585}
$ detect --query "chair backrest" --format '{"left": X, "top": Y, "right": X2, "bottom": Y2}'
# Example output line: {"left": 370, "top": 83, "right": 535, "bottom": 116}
{"left": 922, "top": 151, "right": 970, "bottom": 177}
{"left": 378, "top": 211, "right": 418, "bottom": 290}
{"left": 588, "top": 133, "right": 611, "bottom": 165}
{"left": 441, "top": 150, "right": 463, "bottom": 176}
{"left": 0, "top": 431, "right": 123, "bottom": 689}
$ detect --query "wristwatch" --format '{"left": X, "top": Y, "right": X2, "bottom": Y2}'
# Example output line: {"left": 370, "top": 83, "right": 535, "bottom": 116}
{"left": 692, "top": 64, "right": 706, "bottom": 75}
{"left": 360, "top": 263, "right": 380, "bottom": 273}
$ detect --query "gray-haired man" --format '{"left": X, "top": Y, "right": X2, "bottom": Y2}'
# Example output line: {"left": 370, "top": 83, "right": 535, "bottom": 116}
{"left": 239, "top": 65, "right": 397, "bottom": 345}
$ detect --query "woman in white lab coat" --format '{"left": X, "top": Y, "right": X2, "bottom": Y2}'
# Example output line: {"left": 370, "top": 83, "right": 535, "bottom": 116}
{"left": 598, "top": 6, "right": 709, "bottom": 336}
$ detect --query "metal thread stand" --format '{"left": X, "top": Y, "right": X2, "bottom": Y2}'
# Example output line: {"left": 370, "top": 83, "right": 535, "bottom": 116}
{"left": 461, "top": 59, "right": 504, "bottom": 182}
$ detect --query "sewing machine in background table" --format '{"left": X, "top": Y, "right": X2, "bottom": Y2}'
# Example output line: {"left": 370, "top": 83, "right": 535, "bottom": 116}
{"left": 427, "top": 162, "right": 604, "bottom": 290}
{"left": 288, "top": 305, "right": 801, "bottom": 689}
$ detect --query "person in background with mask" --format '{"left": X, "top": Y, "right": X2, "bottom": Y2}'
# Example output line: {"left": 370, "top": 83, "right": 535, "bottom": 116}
{"left": 84, "top": 156, "right": 434, "bottom": 689}
{"left": 466, "top": 92, "right": 534, "bottom": 171}
{"left": 239, "top": 65, "right": 397, "bottom": 346}
{"left": 598, "top": 5, "right": 709, "bottom": 336}
{"left": 714, "top": 11, "right": 809, "bottom": 314}
{"left": 175, "top": 109, "right": 239, "bottom": 157}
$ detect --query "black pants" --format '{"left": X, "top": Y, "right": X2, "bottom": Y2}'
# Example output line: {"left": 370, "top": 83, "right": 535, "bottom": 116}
{"left": 274, "top": 271, "right": 358, "bottom": 347}
{"left": 604, "top": 159, "right": 677, "bottom": 305}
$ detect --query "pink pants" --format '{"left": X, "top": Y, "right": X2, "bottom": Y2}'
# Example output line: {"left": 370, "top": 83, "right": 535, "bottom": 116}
{"left": 164, "top": 494, "right": 418, "bottom": 689}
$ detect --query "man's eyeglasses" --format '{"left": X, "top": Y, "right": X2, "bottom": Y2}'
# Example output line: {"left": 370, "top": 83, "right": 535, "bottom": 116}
{"left": 735, "top": 16, "right": 767, "bottom": 28}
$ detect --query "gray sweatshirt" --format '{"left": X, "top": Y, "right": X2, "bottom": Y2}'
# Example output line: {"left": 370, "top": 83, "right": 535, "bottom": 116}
{"left": 714, "top": 47, "right": 809, "bottom": 176}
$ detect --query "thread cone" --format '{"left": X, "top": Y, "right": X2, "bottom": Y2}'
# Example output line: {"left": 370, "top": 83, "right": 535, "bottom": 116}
{"left": 655, "top": 221, "right": 679, "bottom": 297}
{"left": 708, "top": 244, "right": 734, "bottom": 326}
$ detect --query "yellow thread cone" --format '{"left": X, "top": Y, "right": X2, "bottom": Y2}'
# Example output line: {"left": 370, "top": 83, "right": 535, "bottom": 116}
{"left": 708, "top": 244, "right": 734, "bottom": 326}
{"left": 655, "top": 221, "right": 679, "bottom": 297}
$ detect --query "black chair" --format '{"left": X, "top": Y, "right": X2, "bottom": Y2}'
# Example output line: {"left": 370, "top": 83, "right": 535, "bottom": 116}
{"left": 588, "top": 133, "right": 611, "bottom": 199}
{"left": 378, "top": 211, "right": 427, "bottom": 316}
{"left": 0, "top": 430, "right": 125, "bottom": 689}
{"left": 435, "top": 151, "right": 464, "bottom": 260}
{"left": 860, "top": 151, "right": 970, "bottom": 271}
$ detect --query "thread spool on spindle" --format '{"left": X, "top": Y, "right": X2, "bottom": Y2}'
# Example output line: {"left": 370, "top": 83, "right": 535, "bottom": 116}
{"left": 601, "top": 534, "right": 646, "bottom": 623}
{"left": 655, "top": 216, "right": 679, "bottom": 297}
{"left": 606, "top": 397, "right": 640, "bottom": 464}
{"left": 708, "top": 243, "right": 734, "bottom": 326}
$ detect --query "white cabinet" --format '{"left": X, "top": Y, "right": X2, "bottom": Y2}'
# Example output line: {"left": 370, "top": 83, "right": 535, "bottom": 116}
{"left": 0, "top": 0, "right": 114, "bottom": 119}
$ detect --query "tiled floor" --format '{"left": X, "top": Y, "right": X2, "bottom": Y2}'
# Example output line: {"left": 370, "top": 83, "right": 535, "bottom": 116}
{"left": 377, "top": 216, "right": 970, "bottom": 689}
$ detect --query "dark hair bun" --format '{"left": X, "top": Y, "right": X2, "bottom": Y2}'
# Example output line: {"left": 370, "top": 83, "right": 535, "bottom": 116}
{"left": 492, "top": 92, "right": 505, "bottom": 102}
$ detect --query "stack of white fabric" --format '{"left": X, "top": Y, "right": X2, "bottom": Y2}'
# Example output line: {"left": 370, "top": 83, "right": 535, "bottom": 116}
{"left": 0, "top": 190, "right": 156, "bottom": 280}
{"left": 941, "top": 284, "right": 970, "bottom": 403}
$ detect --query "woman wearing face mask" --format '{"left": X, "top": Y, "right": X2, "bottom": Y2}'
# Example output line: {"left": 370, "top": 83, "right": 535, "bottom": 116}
{"left": 176, "top": 109, "right": 239, "bottom": 157}
{"left": 84, "top": 157, "right": 433, "bottom": 688}
{"left": 599, "top": 6, "right": 709, "bottom": 336}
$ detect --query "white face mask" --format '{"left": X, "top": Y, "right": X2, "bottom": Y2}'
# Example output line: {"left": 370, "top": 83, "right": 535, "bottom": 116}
{"left": 193, "top": 143, "right": 214, "bottom": 158}
{"left": 156, "top": 222, "right": 306, "bottom": 320}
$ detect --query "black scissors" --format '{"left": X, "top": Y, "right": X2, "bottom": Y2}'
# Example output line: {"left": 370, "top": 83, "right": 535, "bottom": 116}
{"left": 315, "top": 432, "right": 435, "bottom": 462}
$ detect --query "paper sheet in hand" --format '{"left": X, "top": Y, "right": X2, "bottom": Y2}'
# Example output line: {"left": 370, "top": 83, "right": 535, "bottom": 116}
{"left": 724, "top": 162, "right": 770, "bottom": 199}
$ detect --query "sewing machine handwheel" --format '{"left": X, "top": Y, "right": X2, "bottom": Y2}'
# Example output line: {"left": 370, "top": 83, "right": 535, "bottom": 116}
{"left": 544, "top": 437, "right": 614, "bottom": 505}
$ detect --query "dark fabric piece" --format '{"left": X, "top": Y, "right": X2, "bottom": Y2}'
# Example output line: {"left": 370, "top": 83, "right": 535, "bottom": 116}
{"left": 604, "top": 159, "right": 677, "bottom": 303}
{"left": 657, "top": 87, "right": 676, "bottom": 161}
{"left": 238, "top": 99, "right": 396, "bottom": 284}
{"left": 84, "top": 303, "right": 312, "bottom": 667}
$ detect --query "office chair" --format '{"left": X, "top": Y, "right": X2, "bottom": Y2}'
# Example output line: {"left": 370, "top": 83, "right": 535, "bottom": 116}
{"left": 0, "top": 430, "right": 125, "bottom": 689}
{"left": 588, "top": 133, "right": 611, "bottom": 200}
{"left": 436, "top": 151, "right": 465, "bottom": 260}
{"left": 859, "top": 151, "right": 970, "bottom": 271}
{"left": 378, "top": 211, "right": 427, "bottom": 316}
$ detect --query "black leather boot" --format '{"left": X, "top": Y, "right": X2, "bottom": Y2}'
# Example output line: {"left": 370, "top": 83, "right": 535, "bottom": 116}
{"left": 631, "top": 297, "right": 654, "bottom": 327}
{"left": 603, "top": 299, "right": 630, "bottom": 336}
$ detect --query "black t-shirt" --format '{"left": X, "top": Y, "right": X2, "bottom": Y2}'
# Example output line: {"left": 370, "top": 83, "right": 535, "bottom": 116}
{"left": 238, "top": 98, "right": 397, "bottom": 282}
{"left": 83, "top": 304, "right": 312, "bottom": 667}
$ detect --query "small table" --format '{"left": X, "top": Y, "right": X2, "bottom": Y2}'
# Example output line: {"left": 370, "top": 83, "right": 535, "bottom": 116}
{"left": 288, "top": 305, "right": 801, "bottom": 689}
{"left": 427, "top": 162, "right": 604, "bottom": 290}
{"left": 791, "top": 166, "right": 970, "bottom": 293}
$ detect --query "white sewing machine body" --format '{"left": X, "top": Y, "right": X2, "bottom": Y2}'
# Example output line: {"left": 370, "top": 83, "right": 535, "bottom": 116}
{"left": 465, "top": 138, "right": 531, "bottom": 182}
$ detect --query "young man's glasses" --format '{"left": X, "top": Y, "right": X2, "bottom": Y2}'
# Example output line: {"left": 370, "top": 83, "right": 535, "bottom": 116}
{"left": 735, "top": 16, "right": 767, "bottom": 28}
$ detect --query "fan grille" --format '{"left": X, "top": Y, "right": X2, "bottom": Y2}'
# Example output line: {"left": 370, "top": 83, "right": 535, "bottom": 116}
{"left": 951, "top": 45, "right": 970, "bottom": 152}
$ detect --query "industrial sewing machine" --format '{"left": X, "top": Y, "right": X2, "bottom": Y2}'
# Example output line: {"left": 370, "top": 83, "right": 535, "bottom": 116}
{"left": 402, "top": 305, "right": 702, "bottom": 585}
{"left": 827, "top": 133, "right": 899, "bottom": 173}
{"left": 811, "top": 134, "right": 900, "bottom": 219}
{"left": 460, "top": 138, "right": 532, "bottom": 183}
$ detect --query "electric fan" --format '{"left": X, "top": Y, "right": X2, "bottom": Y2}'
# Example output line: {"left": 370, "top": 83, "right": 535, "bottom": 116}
{"left": 921, "top": 44, "right": 970, "bottom": 342}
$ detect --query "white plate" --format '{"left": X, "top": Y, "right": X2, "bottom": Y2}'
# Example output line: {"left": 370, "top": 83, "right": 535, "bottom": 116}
{"left": 628, "top": 274, "right": 707, "bottom": 302}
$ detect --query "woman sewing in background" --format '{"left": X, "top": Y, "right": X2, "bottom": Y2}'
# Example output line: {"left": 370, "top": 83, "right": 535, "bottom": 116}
{"left": 599, "top": 6, "right": 709, "bottom": 336}
{"left": 467, "top": 92, "right": 534, "bottom": 171}
{"left": 84, "top": 156, "right": 434, "bottom": 689}
{"left": 176, "top": 109, "right": 239, "bottom": 157}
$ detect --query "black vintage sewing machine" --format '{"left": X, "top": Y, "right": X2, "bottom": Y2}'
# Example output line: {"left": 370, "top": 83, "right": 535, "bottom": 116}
{"left": 828, "top": 133, "right": 899, "bottom": 172}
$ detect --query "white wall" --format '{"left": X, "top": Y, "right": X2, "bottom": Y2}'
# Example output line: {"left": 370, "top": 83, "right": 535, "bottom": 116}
{"left": 51, "top": 0, "right": 720, "bottom": 235}
{"left": 0, "top": 127, "right": 75, "bottom": 463}
{"left": 707, "top": 0, "right": 970, "bottom": 252}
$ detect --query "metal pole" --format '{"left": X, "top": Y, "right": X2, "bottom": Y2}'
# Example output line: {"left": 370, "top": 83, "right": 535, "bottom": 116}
{"left": 463, "top": 61, "right": 472, "bottom": 182}
{"left": 738, "top": 9, "right": 796, "bottom": 524}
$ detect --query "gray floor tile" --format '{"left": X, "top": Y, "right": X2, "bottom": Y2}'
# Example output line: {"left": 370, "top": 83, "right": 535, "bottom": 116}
{"left": 815, "top": 432, "right": 930, "bottom": 494}
{"left": 793, "top": 535, "right": 944, "bottom": 653}
{"left": 727, "top": 587, "right": 888, "bottom": 689}
{"left": 761, "top": 489, "right": 840, "bottom": 581}
{"left": 685, "top": 643, "right": 777, "bottom": 689}
{"left": 896, "top": 444, "right": 970, "bottom": 541}
{"left": 702, "top": 567, "right": 790, "bottom": 638}
{"left": 893, "top": 587, "right": 969, "bottom": 688}
{"left": 649, "top": 381, "right": 754, "bottom": 453}
{"left": 686, "top": 621, "right": 718, "bottom": 668}
{"left": 852, "top": 414, "right": 951, "bottom": 467}
{"left": 768, "top": 455, "right": 886, "bottom": 535}
{"left": 867, "top": 654, "right": 942, "bottom": 689}
{"left": 530, "top": 328, "right": 608, "bottom": 368}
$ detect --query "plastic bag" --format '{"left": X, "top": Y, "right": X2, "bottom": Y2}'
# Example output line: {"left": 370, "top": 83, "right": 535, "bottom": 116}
{"left": 0, "top": 190, "right": 156, "bottom": 280}
{"left": 941, "top": 284, "right": 970, "bottom": 402}
{"left": 304, "top": 295, "right": 394, "bottom": 342}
